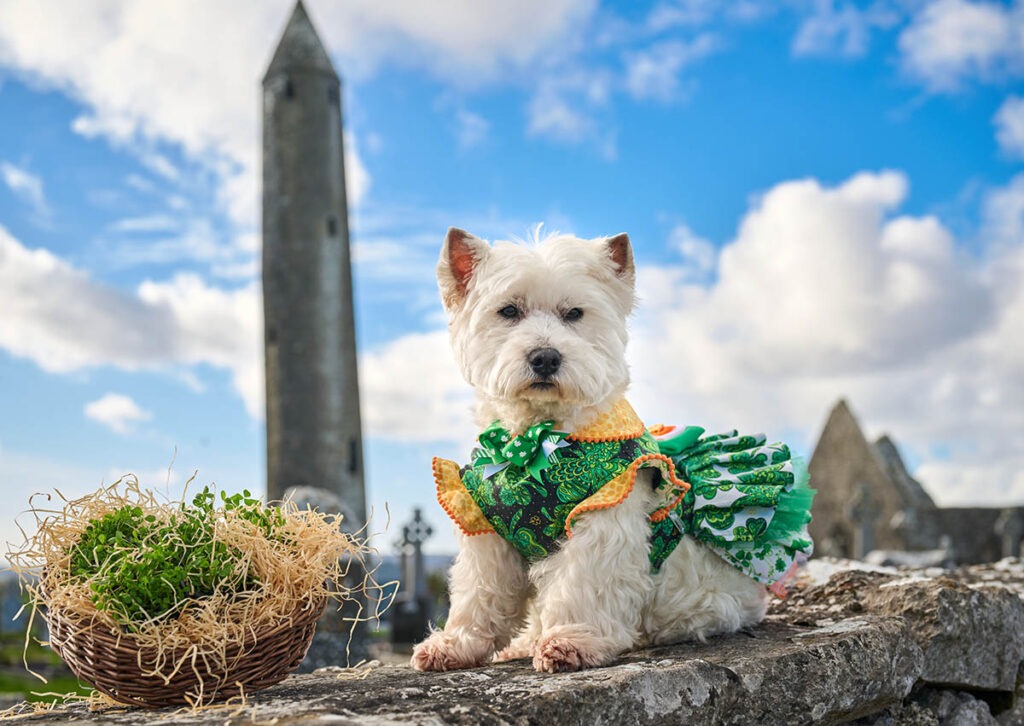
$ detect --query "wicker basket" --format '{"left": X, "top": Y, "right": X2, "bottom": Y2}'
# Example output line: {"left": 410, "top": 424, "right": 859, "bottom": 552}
{"left": 45, "top": 598, "right": 327, "bottom": 708}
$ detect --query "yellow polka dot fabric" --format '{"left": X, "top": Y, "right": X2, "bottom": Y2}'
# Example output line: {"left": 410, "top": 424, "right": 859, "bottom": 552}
{"left": 571, "top": 399, "right": 645, "bottom": 442}
{"left": 433, "top": 457, "right": 495, "bottom": 536}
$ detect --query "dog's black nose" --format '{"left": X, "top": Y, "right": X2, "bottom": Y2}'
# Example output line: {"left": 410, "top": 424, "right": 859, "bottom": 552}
{"left": 528, "top": 348, "right": 562, "bottom": 378}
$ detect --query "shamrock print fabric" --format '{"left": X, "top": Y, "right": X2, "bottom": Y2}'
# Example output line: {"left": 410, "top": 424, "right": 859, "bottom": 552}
{"left": 457, "top": 433, "right": 671, "bottom": 563}
{"left": 653, "top": 430, "right": 816, "bottom": 586}
{"left": 432, "top": 401, "right": 815, "bottom": 590}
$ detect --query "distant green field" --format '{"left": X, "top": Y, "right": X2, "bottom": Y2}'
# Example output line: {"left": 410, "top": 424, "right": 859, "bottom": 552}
{"left": 0, "top": 671, "right": 93, "bottom": 702}
{"left": 0, "top": 631, "right": 62, "bottom": 668}
{"left": 0, "top": 631, "right": 92, "bottom": 702}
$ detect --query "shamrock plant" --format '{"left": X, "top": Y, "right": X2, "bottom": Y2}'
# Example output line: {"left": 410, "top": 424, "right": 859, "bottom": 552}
{"left": 67, "top": 486, "right": 286, "bottom": 629}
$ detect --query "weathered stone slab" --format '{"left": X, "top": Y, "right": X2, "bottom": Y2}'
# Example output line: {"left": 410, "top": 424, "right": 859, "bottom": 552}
{"left": 10, "top": 559, "right": 1024, "bottom": 725}
{"left": 862, "top": 579, "right": 1024, "bottom": 691}
{"left": 769, "top": 563, "right": 1024, "bottom": 693}
{"left": 11, "top": 617, "right": 920, "bottom": 726}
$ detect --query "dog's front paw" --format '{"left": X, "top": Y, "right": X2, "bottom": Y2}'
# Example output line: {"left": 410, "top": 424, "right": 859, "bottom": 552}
{"left": 411, "top": 631, "right": 490, "bottom": 672}
{"left": 532, "top": 629, "right": 613, "bottom": 673}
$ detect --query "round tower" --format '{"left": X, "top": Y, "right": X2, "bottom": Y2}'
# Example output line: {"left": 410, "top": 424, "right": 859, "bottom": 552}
{"left": 262, "top": 1, "right": 365, "bottom": 523}
{"left": 262, "top": 1, "right": 368, "bottom": 665}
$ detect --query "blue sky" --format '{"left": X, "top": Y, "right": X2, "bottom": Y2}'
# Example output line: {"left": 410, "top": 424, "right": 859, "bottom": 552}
{"left": 1, "top": 0, "right": 1023, "bottom": 558}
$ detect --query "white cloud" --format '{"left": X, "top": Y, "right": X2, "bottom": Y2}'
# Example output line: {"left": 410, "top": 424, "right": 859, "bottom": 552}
{"left": 356, "top": 172, "right": 979, "bottom": 432}
{"left": 315, "top": 0, "right": 598, "bottom": 82}
{"left": 898, "top": 0, "right": 1024, "bottom": 92}
{"left": 102, "top": 217, "right": 251, "bottom": 271}
{"left": 645, "top": 0, "right": 772, "bottom": 30}
{"left": 0, "top": 0, "right": 391, "bottom": 271}
{"left": 623, "top": 34, "right": 719, "bottom": 101}
{"left": 0, "top": 0, "right": 597, "bottom": 220}
{"left": 527, "top": 89, "right": 595, "bottom": 142}
{"left": 359, "top": 331, "right": 475, "bottom": 444}
{"left": 110, "top": 214, "right": 180, "bottom": 233}
{"left": 0, "top": 225, "right": 168, "bottom": 372}
{"left": 0, "top": 224, "right": 263, "bottom": 416}
{"left": 0, "top": 161, "right": 49, "bottom": 217}
{"left": 137, "top": 275, "right": 263, "bottom": 417}
{"left": 667, "top": 223, "right": 717, "bottom": 279}
{"left": 915, "top": 460, "right": 1024, "bottom": 507}
{"left": 454, "top": 109, "right": 490, "bottom": 150}
{"left": 352, "top": 234, "right": 440, "bottom": 285}
{"left": 995, "top": 95, "right": 1024, "bottom": 160}
{"left": 344, "top": 132, "right": 371, "bottom": 209}
{"left": 703, "top": 171, "right": 987, "bottom": 373}
{"left": 626, "top": 170, "right": 1021, "bottom": 508}
{"left": 982, "top": 171, "right": 1024, "bottom": 250}
{"left": 125, "top": 173, "right": 156, "bottom": 194}
{"left": 0, "top": 1, "right": 270, "bottom": 170}
{"left": 526, "top": 72, "right": 617, "bottom": 158}
{"left": 138, "top": 151, "right": 182, "bottom": 183}
{"left": 792, "top": 0, "right": 900, "bottom": 58}
{"left": 85, "top": 393, "right": 153, "bottom": 435}
{"left": 646, "top": 0, "right": 718, "bottom": 30}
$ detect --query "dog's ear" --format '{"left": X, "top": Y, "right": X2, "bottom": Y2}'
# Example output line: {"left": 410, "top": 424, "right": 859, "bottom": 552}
{"left": 438, "top": 227, "right": 489, "bottom": 310}
{"left": 605, "top": 233, "right": 635, "bottom": 284}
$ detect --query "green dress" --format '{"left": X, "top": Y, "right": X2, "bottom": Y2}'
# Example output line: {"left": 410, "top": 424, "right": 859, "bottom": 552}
{"left": 433, "top": 400, "right": 815, "bottom": 594}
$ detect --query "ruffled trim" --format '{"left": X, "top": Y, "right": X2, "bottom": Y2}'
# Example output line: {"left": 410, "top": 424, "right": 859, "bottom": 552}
{"left": 433, "top": 457, "right": 495, "bottom": 537}
{"left": 646, "top": 454, "right": 692, "bottom": 522}
{"left": 670, "top": 433, "right": 815, "bottom": 592}
{"left": 763, "top": 456, "right": 814, "bottom": 547}
{"left": 563, "top": 453, "right": 690, "bottom": 536}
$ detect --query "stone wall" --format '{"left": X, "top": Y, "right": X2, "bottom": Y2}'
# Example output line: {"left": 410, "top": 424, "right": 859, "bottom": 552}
{"left": 808, "top": 401, "right": 921, "bottom": 558}
{"left": 807, "top": 400, "right": 1024, "bottom": 565}
{"left": 13, "top": 558, "right": 1024, "bottom": 725}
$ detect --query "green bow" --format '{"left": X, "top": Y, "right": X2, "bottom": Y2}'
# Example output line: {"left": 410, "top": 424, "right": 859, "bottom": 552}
{"left": 474, "top": 420, "right": 568, "bottom": 481}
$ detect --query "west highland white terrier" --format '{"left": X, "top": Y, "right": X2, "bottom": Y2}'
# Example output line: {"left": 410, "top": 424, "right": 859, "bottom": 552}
{"left": 412, "top": 228, "right": 814, "bottom": 674}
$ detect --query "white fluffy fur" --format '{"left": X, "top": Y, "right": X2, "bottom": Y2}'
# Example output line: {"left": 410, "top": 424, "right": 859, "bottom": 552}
{"left": 412, "top": 229, "right": 766, "bottom": 674}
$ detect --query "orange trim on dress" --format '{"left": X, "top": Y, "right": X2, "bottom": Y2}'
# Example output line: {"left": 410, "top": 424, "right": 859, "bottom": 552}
{"left": 563, "top": 453, "right": 691, "bottom": 537}
{"left": 433, "top": 457, "right": 495, "bottom": 537}
{"left": 570, "top": 399, "right": 646, "bottom": 442}
{"left": 645, "top": 454, "right": 691, "bottom": 522}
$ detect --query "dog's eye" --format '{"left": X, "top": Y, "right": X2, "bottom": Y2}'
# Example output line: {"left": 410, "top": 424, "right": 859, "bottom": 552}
{"left": 498, "top": 304, "right": 522, "bottom": 320}
{"left": 563, "top": 308, "right": 584, "bottom": 322}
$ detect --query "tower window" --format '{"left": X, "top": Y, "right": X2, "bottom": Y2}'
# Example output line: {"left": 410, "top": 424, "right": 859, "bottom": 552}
{"left": 284, "top": 79, "right": 295, "bottom": 99}
{"left": 348, "top": 438, "right": 359, "bottom": 474}
{"left": 327, "top": 216, "right": 338, "bottom": 237}
{"left": 328, "top": 86, "right": 339, "bottom": 104}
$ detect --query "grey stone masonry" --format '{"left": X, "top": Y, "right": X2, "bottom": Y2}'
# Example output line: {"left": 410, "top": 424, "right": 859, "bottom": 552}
{"left": 261, "top": 0, "right": 367, "bottom": 664}
{"left": 262, "top": 0, "right": 365, "bottom": 518}
{"left": 14, "top": 558, "right": 1024, "bottom": 725}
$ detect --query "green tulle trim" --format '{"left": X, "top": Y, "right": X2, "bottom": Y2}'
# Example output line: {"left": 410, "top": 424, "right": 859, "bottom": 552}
{"left": 763, "top": 455, "right": 815, "bottom": 544}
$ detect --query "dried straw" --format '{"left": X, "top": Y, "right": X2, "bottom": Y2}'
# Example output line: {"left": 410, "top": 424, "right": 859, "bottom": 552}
{"left": 5, "top": 475, "right": 389, "bottom": 708}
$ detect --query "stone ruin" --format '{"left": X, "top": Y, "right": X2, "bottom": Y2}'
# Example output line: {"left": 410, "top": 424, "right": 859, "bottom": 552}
{"left": 809, "top": 400, "right": 1024, "bottom": 565}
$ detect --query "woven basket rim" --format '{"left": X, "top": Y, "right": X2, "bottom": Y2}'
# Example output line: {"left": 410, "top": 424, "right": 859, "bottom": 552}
{"left": 45, "top": 595, "right": 327, "bottom": 708}
{"left": 45, "top": 594, "right": 326, "bottom": 641}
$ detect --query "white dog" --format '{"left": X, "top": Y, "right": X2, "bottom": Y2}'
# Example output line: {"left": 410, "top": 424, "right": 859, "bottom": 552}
{"left": 412, "top": 228, "right": 813, "bottom": 674}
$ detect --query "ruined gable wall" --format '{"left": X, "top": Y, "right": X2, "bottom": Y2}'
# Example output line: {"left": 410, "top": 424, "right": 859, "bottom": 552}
{"left": 808, "top": 402, "right": 912, "bottom": 557}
